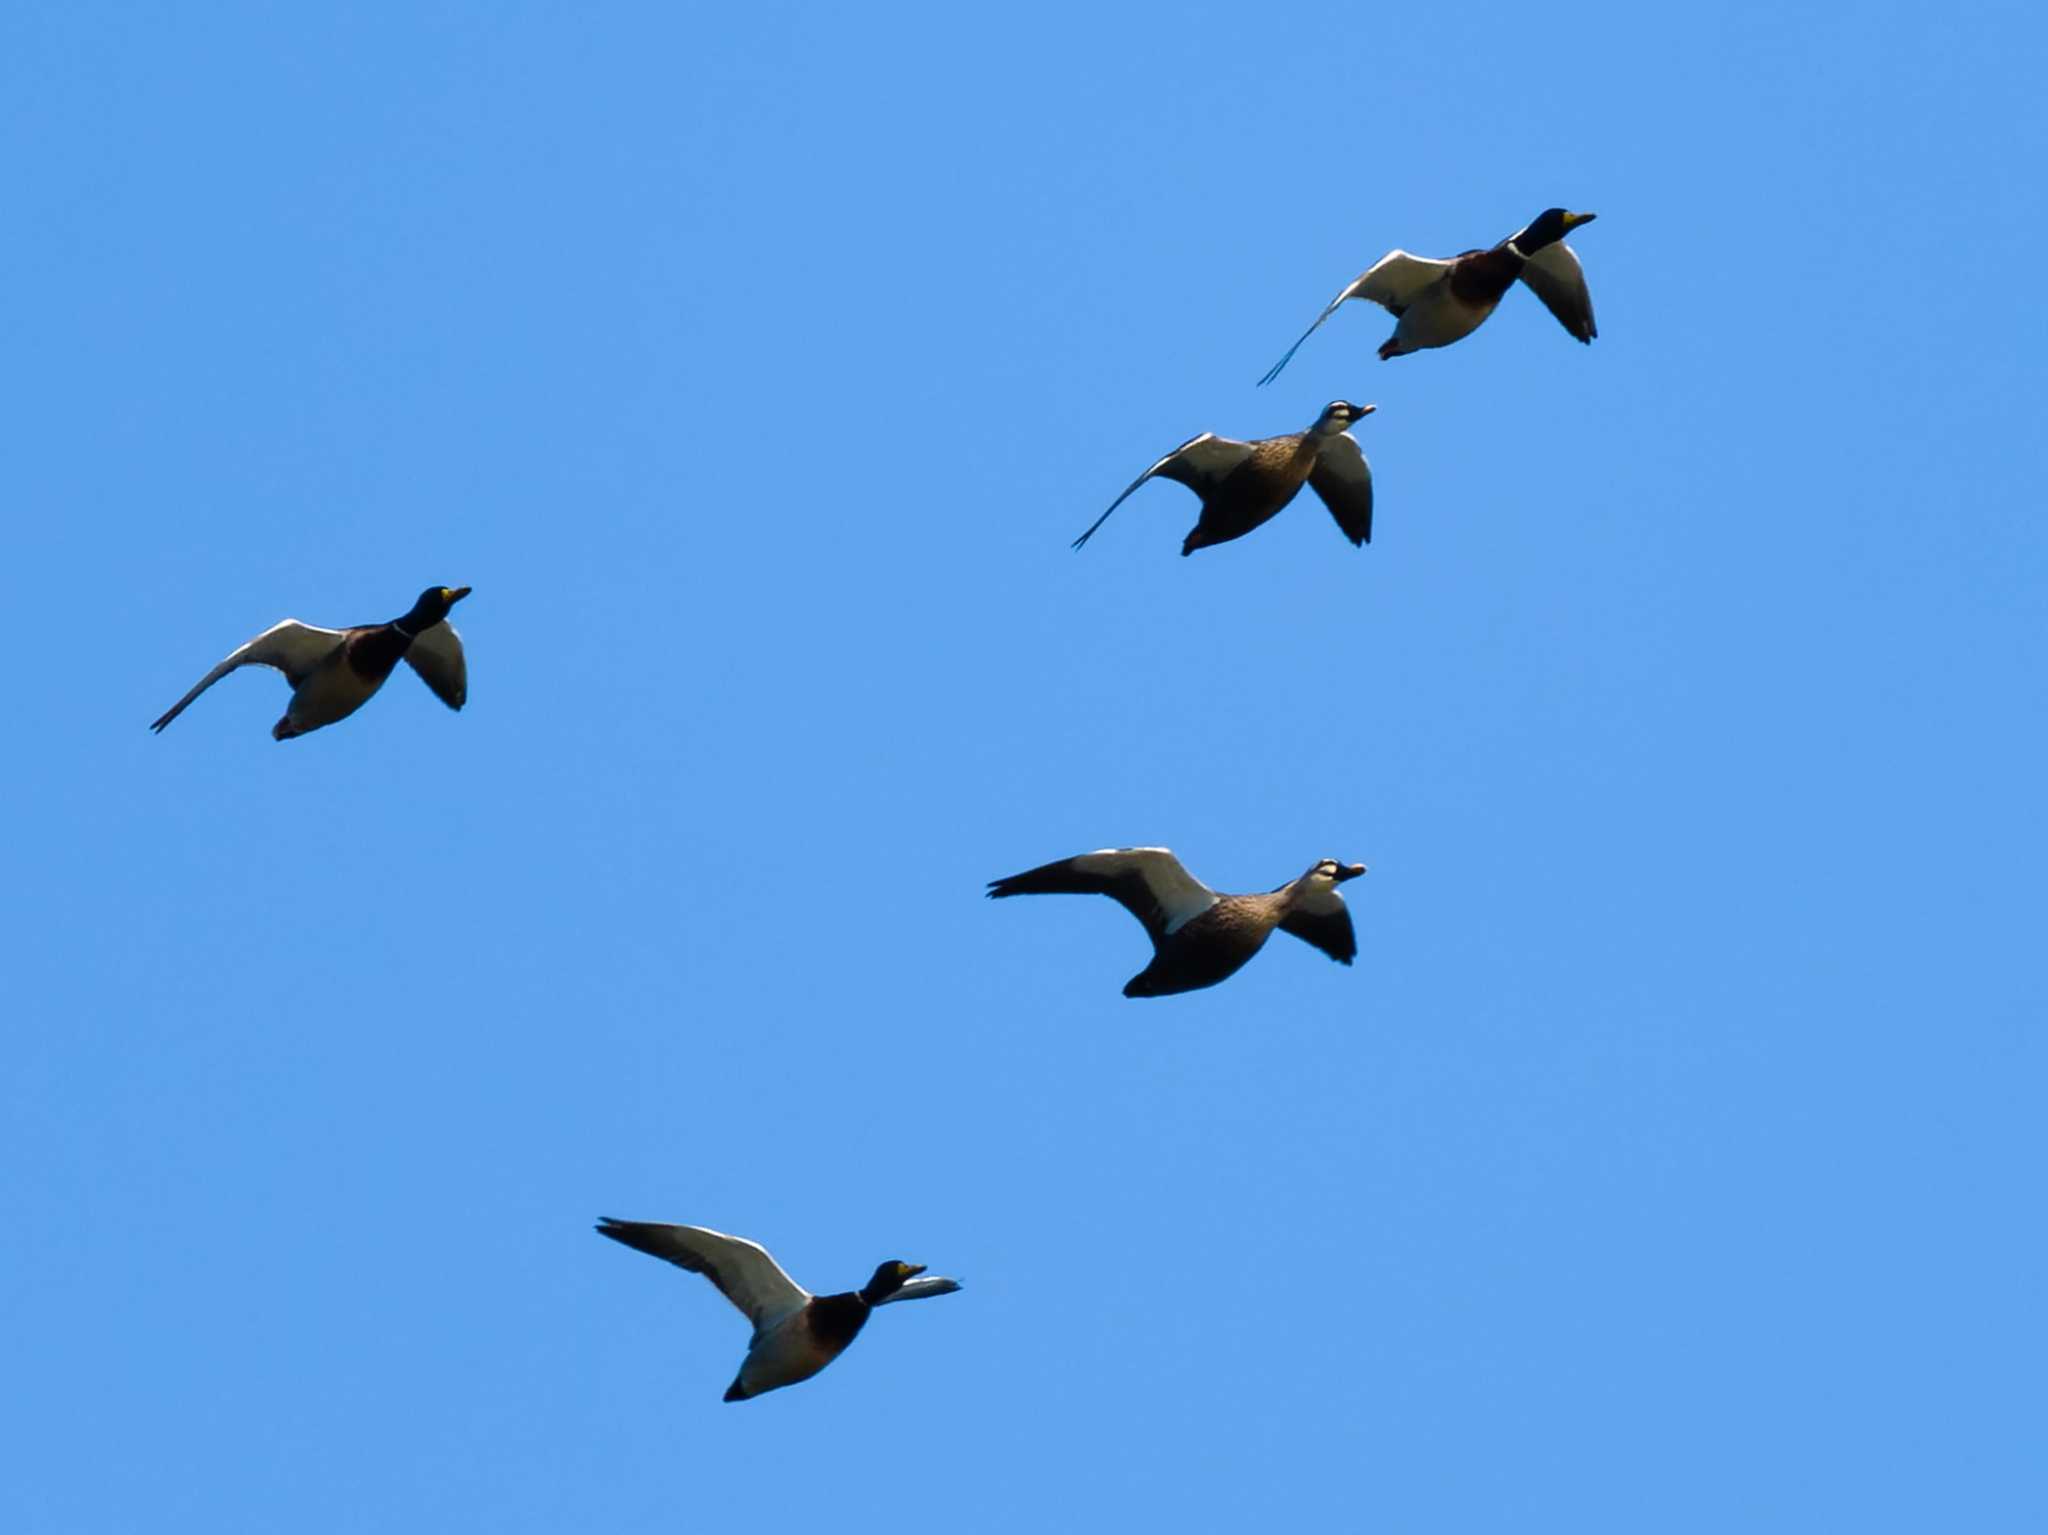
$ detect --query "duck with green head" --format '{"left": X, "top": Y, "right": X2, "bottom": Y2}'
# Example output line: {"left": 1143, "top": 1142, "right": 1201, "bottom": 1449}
{"left": 150, "top": 584, "right": 472, "bottom": 741}
{"left": 594, "top": 1220, "right": 963, "bottom": 1402}
{"left": 1259, "top": 207, "right": 1599, "bottom": 380}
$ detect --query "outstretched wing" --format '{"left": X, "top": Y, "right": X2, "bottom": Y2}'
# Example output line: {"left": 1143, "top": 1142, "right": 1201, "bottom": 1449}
{"left": 987, "top": 847, "right": 1219, "bottom": 945}
{"left": 1258, "top": 251, "right": 1457, "bottom": 386}
{"left": 595, "top": 1219, "right": 811, "bottom": 1332}
{"left": 1277, "top": 884, "right": 1358, "bottom": 964}
{"left": 403, "top": 620, "right": 467, "bottom": 711}
{"left": 1517, "top": 241, "right": 1596, "bottom": 343}
{"left": 149, "top": 620, "right": 348, "bottom": 733}
{"left": 1307, "top": 432, "right": 1374, "bottom": 546}
{"left": 873, "top": 1275, "right": 964, "bottom": 1306}
{"left": 1072, "top": 435, "right": 1255, "bottom": 550}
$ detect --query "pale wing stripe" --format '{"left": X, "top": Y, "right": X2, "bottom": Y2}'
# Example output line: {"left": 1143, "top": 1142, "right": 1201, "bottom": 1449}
{"left": 597, "top": 1221, "right": 812, "bottom": 1330}
{"left": 1073, "top": 435, "right": 1254, "bottom": 549}
{"left": 150, "top": 620, "right": 347, "bottom": 732}
{"left": 1070, "top": 848, "right": 1218, "bottom": 931}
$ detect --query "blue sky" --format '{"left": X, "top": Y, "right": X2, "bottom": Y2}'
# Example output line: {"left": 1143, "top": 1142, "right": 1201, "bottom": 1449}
{"left": 3, "top": 2, "right": 2043, "bottom": 1529}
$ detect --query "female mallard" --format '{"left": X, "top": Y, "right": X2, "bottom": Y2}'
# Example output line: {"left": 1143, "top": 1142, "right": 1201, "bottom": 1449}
{"left": 594, "top": 1219, "right": 962, "bottom": 1402}
{"left": 150, "top": 585, "right": 471, "bottom": 740}
{"left": 988, "top": 848, "right": 1367, "bottom": 997}
{"left": 1073, "top": 400, "right": 1375, "bottom": 555}
{"left": 1259, "top": 208, "right": 1598, "bottom": 381}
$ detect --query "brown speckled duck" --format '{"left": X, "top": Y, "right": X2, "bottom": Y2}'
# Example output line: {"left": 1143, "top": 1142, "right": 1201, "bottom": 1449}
{"left": 1072, "top": 400, "right": 1375, "bottom": 555}
{"left": 988, "top": 848, "right": 1367, "bottom": 997}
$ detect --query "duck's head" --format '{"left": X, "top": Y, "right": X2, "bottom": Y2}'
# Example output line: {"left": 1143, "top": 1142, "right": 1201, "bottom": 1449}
{"left": 1307, "top": 857, "right": 1368, "bottom": 887}
{"left": 402, "top": 585, "right": 472, "bottom": 628}
{"left": 1312, "top": 400, "right": 1376, "bottom": 436}
{"left": 1512, "top": 208, "right": 1596, "bottom": 255}
{"left": 859, "top": 1260, "right": 927, "bottom": 1304}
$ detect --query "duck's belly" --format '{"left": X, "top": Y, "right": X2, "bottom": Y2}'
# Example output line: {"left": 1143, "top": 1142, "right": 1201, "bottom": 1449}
{"left": 1199, "top": 454, "right": 1312, "bottom": 542}
{"left": 286, "top": 659, "right": 386, "bottom": 732}
{"left": 1149, "top": 914, "right": 1273, "bottom": 992}
{"left": 738, "top": 1319, "right": 842, "bottom": 1397}
{"left": 1393, "top": 285, "right": 1495, "bottom": 351}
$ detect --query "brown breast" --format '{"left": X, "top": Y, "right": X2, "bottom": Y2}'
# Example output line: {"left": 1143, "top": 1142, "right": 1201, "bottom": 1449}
{"left": 1448, "top": 247, "right": 1523, "bottom": 309}
{"left": 343, "top": 625, "right": 411, "bottom": 684}
{"left": 803, "top": 1292, "right": 871, "bottom": 1357}
{"left": 1232, "top": 433, "right": 1317, "bottom": 496}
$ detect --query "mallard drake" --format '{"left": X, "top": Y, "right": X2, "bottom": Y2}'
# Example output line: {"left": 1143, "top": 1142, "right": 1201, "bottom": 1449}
{"left": 1072, "top": 400, "right": 1375, "bottom": 555}
{"left": 595, "top": 1219, "right": 962, "bottom": 1402}
{"left": 150, "top": 585, "right": 471, "bottom": 740}
{"left": 987, "top": 848, "right": 1367, "bottom": 997}
{"left": 1259, "top": 208, "right": 1598, "bottom": 381}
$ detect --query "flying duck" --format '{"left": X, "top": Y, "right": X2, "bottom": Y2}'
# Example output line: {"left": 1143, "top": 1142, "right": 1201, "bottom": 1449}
{"left": 595, "top": 1219, "right": 962, "bottom": 1402}
{"left": 987, "top": 847, "right": 1367, "bottom": 997}
{"left": 150, "top": 585, "right": 471, "bottom": 740}
{"left": 1072, "top": 400, "right": 1376, "bottom": 555}
{"left": 1259, "top": 208, "right": 1598, "bottom": 381}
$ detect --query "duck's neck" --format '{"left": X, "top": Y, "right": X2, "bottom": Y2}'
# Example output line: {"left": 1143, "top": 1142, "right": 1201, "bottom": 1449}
{"left": 1282, "top": 873, "right": 1327, "bottom": 909}
{"left": 1505, "top": 215, "right": 1566, "bottom": 260}
{"left": 388, "top": 604, "right": 439, "bottom": 643}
